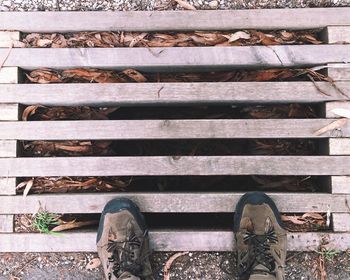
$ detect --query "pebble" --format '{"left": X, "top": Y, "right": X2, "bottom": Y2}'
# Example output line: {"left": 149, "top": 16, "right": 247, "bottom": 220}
{"left": 208, "top": 0, "right": 218, "bottom": 8}
{"left": 0, "top": 0, "right": 349, "bottom": 11}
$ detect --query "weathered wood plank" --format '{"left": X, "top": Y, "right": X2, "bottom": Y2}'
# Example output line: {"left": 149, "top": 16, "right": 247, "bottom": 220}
{"left": 0, "top": 215, "right": 13, "bottom": 233}
{"left": 1, "top": 9, "right": 350, "bottom": 32}
{"left": 331, "top": 176, "right": 350, "bottom": 194}
{"left": 0, "top": 177, "right": 16, "bottom": 195}
{"left": 1, "top": 46, "right": 350, "bottom": 70}
{"left": 0, "top": 119, "right": 349, "bottom": 140}
{"left": 325, "top": 26, "right": 350, "bottom": 44}
{"left": 325, "top": 101, "right": 350, "bottom": 118}
{"left": 0, "top": 31, "right": 20, "bottom": 47}
{"left": 0, "top": 231, "right": 348, "bottom": 252}
{"left": 1, "top": 156, "right": 350, "bottom": 177}
{"left": 0, "top": 82, "right": 349, "bottom": 106}
{"left": 0, "top": 193, "right": 347, "bottom": 214}
{"left": 0, "top": 140, "right": 17, "bottom": 157}
{"left": 0, "top": 67, "right": 19, "bottom": 84}
{"left": 329, "top": 139, "right": 350, "bottom": 155}
{"left": 326, "top": 64, "right": 350, "bottom": 81}
{"left": 333, "top": 213, "right": 350, "bottom": 232}
{"left": 0, "top": 104, "right": 20, "bottom": 121}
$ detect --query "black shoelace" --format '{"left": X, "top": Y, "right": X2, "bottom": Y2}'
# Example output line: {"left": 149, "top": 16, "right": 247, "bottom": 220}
{"left": 106, "top": 230, "right": 147, "bottom": 279}
{"left": 240, "top": 228, "right": 278, "bottom": 277}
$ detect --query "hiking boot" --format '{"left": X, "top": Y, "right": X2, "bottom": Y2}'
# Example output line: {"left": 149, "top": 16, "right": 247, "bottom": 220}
{"left": 97, "top": 198, "right": 153, "bottom": 280}
{"left": 234, "top": 192, "right": 287, "bottom": 280}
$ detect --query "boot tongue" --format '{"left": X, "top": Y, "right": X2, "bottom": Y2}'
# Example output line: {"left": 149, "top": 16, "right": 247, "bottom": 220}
{"left": 249, "top": 264, "right": 277, "bottom": 280}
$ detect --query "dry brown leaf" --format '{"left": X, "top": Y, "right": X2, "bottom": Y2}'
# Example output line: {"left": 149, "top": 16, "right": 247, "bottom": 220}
{"left": 163, "top": 252, "right": 189, "bottom": 280}
{"left": 313, "top": 118, "right": 348, "bottom": 136}
{"left": 22, "top": 105, "right": 47, "bottom": 121}
{"left": 51, "top": 219, "right": 98, "bottom": 232}
{"left": 228, "top": 31, "right": 251, "bottom": 42}
{"left": 23, "top": 179, "right": 34, "bottom": 198}
{"left": 281, "top": 215, "right": 306, "bottom": 225}
{"left": 37, "top": 39, "right": 52, "bottom": 47}
{"left": 301, "top": 213, "right": 324, "bottom": 220}
{"left": 174, "top": 0, "right": 196, "bottom": 10}
{"left": 86, "top": 258, "right": 101, "bottom": 270}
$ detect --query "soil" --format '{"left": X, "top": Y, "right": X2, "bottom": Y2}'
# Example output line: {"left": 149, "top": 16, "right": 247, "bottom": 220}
{"left": 0, "top": 251, "right": 349, "bottom": 280}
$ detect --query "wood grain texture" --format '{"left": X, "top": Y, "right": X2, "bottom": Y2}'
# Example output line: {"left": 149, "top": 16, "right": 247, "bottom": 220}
{"left": 0, "top": 82, "right": 349, "bottom": 106}
{"left": 0, "top": 140, "right": 17, "bottom": 157}
{"left": 327, "top": 64, "right": 350, "bottom": 81}
{"left": 0, "top": 119, "right": 349, "bottom": 140}
{"left": 1, "top": 8, "right": 350, "bottom": 32}
{"left": 0, "top": 215, "right": 13, "bottom": 233}
{"left": 0, "top": 104, "right": 19, "bottom": 121}
{"left": 333, "top": 213, "right": 350, "bottom": 232}
{"left": 0, "top": 193, "right": 348, "bottom": 214}
{"left": 0, "top": 178, "right": 16, "bottom": 195}
{"left": 0, "top": 231, "right": 348, "bottom": 252}
{"left": 0, "top": 31, "right": 20, "bottom": 47}
{"left": 325, "top": 26, "right": 350, "bottom": 44}
{"left": 331, "top": 176, "right": 350, "bottom": 194}
{"left": 1, "top": 46, "right": 350, "bottom": 70}
{"left": 325, "top": 101, "right": 350, "bottom": 118}
{"left": 0, "top": 67, "right": 19, "bottom": 84}
{"left": 329, "top": 139, "right": 350, "bottom": 155}
{"left": 0, "top": 156, "right": 350, "bottom": 177}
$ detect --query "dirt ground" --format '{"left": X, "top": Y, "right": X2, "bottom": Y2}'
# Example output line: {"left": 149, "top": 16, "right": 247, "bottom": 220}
{"left": 0, "top": 251, "right": 349, "bottom": 280}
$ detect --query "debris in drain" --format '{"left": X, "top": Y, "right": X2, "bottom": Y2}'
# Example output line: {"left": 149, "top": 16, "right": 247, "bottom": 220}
{"left": 15, "top": 212, "right": 99, "bottom": 234}
{"left": 281, "top": 213, "right": 328, "bottom": 232}
{"left": 16, "top": 177, "right": 130, "bottom": 194}
{"left": 18, "top": 30, "right": 323, "bottom": 48}
{"left": 25, "top": 67, "right": 331, "bottom": 84}
{"left": 22, "top": 105, "right": 117, "bottom": 121}
{"left": 21, "top": 106, "right": 117, "bottom": 156}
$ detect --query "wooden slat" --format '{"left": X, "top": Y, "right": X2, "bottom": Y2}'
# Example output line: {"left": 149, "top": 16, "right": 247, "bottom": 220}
{"left": 331, "top": 176, "right": 350, "bottom": 194}
{"left": 1, "top": 46, "right": 350, "bottom": 70}
{"left": 0, "top": 215, "right": 13, "bottom": 233}
{"left": 0, "top": 178, "right": 16, "bottom": 195}
{"left": 333, "top": 213, "right": 350, "bottom": 232}
{"left": 326, "top": 64, "right": 350, "bottom": 81}
{"left": 1, "top": 156, "right": 350, "bottom": 177}
{"left": 329, "top": 139, "right": 350, "bottom": 155}
{"left": 0, "top": 82, "right": 349, "bottom": 106}
{"left": 0, "top": 31, "right": 20, "bottom": 47}
{"left": 0, "top": 104, "right": 20, "bottom": 121}
{"left": 0, "top": 231, "right": 348, "bottom": 252}
{"left": 325, "top": 101, "right": 350, "bottom": 118}
{"left": 0, "top": 140, "right": 17, "bottom": 157}
{"left": 0, "top": 193, "right": 348, "bottom": 214}
{"left": 1, "top": 9, "right": 350, "bottom": 32}
{"left": 325, "top": 26, "right": 350, "bottom": 44}
{"left": 0, "top": 119, "right": 349, "bottom": 140}
{"left": 0, "top": 67, "right": 19, "bottom": 84}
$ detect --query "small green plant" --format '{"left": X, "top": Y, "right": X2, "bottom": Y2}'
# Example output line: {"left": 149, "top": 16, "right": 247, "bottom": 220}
{"left": 316, "top": 248, "right": 341, "bottom": 262}
{"left": 32, "top": 210, "right": 61, "bottom": 235}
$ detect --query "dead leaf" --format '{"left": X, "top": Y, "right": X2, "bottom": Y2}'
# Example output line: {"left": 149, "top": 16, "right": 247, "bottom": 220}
{"left": 228, "top": 31, "right": 251, "bottom": 42}
{"left": 22, "top": 105, "right": 46, "bottom": 121}
{"left": 313, "top": 118, "right": 348, "bottom": 136}
{"left": 86, "top": 258, "right": 101, "bottom": 270}
{"left": 281, "top": 215, "right": 306, "bottom": 225}
{"left": 23, "top": 179, "right": 34, "bottom": 198}
{"left": 163, "top": 252, "right": 189, "bottom": 280}
{"left": 51, "top": 219, "right": 98, "bottom": 232}
{"left": 301, "top": 213, "right": 324, "bottom": 220}
{"left": 174, "top": 0, "right": 196, "bottom": 10}
{"left": 37, "top": 39, "right": 52, "bottom": 47}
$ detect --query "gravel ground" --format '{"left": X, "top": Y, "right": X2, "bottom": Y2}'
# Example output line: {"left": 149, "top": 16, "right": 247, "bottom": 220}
{"left": 0, "top": 251, "right": 349, "bottom": 280}
{"left": 0, "top": 0, "right": 350, "bottom": 11}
